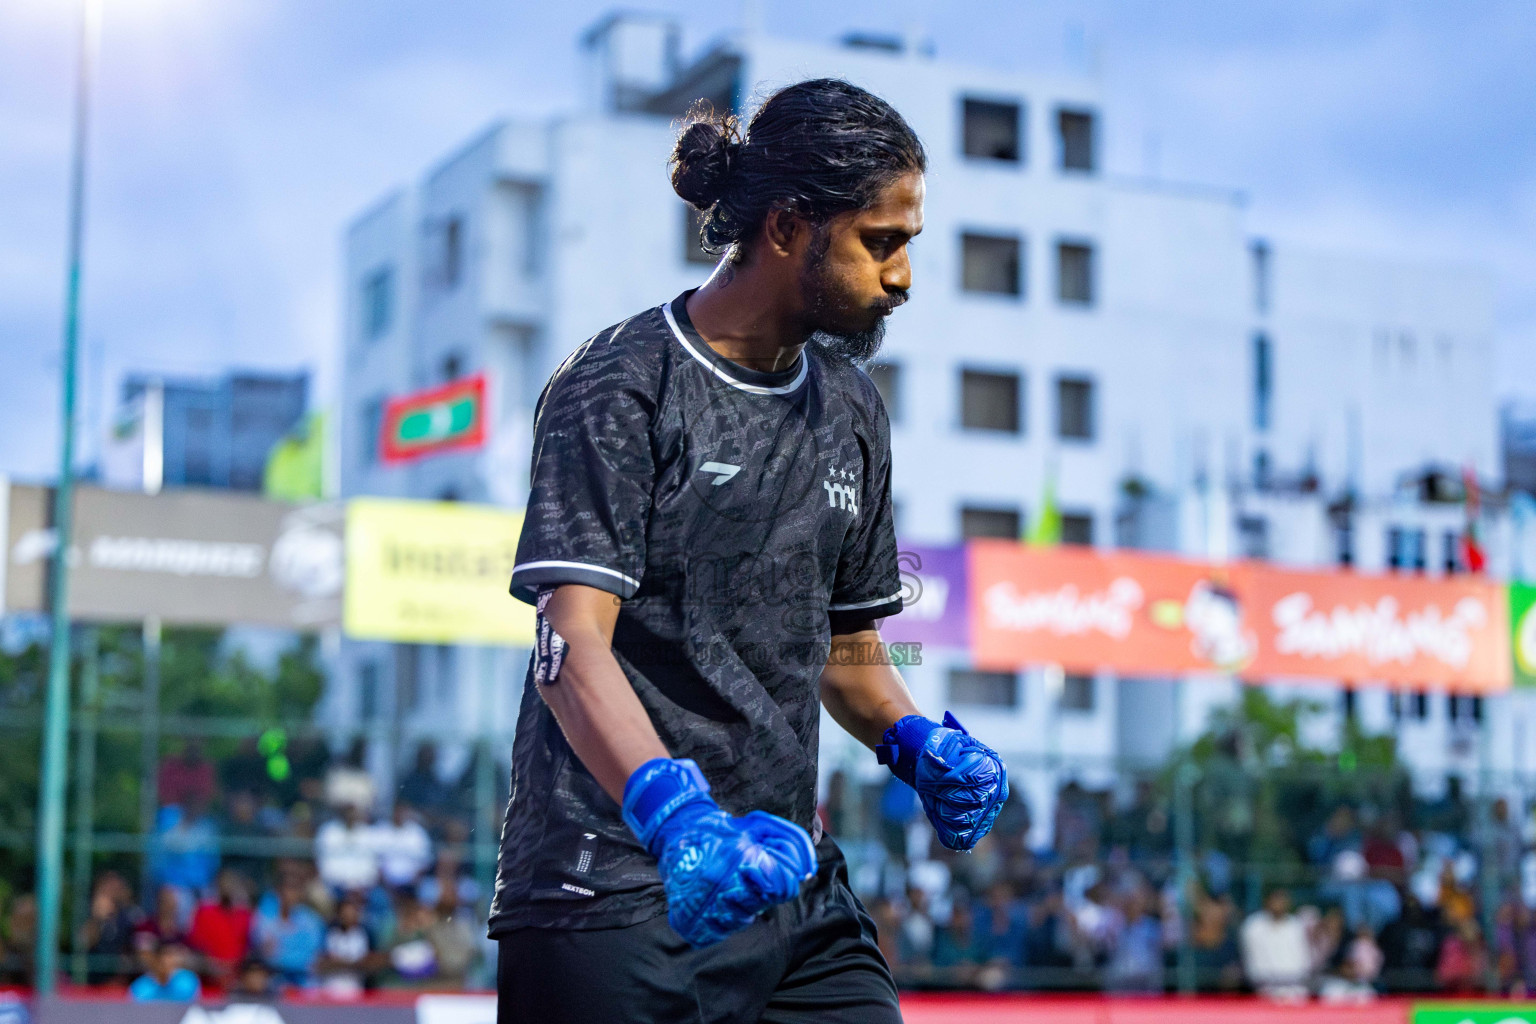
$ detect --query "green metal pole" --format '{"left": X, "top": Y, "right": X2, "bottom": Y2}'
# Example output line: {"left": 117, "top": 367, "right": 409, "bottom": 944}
{"left": 139, "top": 616, "right": 162, "bottom": 903}
{"left": 70, "top": 627, "right": 100, "bottom": 984}
{"left": 1173, "top": 759, "right": 1198, "bottom": 995}
{"left": 35, "top": 0, "right": 99, "bottom": 996}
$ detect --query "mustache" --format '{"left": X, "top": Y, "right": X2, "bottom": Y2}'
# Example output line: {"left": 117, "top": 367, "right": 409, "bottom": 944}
{"left": 872, "top": 290, "right": 909, "bottom": 313}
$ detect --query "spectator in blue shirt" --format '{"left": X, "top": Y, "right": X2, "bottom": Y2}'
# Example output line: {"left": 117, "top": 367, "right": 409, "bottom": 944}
{"left": 128, "top": 940, "right": 201, "bottom": 1002}
{"left": 251, "top": 876, "right": 325, "bottom": 986}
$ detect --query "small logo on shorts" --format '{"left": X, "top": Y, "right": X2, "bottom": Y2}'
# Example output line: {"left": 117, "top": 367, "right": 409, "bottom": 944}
{"left": 560, "top": 882, "right": 596, "bottom": 897}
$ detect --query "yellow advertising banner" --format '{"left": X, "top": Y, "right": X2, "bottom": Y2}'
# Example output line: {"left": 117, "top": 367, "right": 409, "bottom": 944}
{"left": 344, "top": 498, "right": 533, "bottom": 646}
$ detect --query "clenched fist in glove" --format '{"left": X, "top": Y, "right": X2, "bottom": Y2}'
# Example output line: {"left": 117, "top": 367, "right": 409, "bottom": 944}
{"left": 877, "top": 711, "right": 1008, "bottom": 851}
{"left": 621, "top": 758, "right": 817, "bottom": 947}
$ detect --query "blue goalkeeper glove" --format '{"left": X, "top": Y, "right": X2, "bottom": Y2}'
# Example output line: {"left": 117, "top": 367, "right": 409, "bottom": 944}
{"left": 877, "top": 711, "right": 1008, "bottom": 852}
{"left": 621, "top": 758, "right": 816, "bottom": 947}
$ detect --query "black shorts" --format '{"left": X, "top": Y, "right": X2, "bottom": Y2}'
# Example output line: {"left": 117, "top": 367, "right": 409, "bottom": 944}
{"left": 495, "top": 847, "right": 901, "bottom": 1024}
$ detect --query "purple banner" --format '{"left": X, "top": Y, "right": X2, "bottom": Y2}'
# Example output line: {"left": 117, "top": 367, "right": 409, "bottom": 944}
{"left": 882, "top": 543, "right": 967, "bottom": 648}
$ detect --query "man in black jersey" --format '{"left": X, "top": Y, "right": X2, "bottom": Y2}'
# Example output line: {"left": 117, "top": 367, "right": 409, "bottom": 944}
{"left": 492, "top": 79, "right": 1009, "bottom": 1023}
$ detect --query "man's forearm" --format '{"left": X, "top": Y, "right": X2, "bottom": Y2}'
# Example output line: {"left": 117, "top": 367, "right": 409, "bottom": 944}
{"left": 538, "top": 587, "right": 670, "bottom": 805}
{"left": 819, "top": 628, "right": 921, "bottom": 749}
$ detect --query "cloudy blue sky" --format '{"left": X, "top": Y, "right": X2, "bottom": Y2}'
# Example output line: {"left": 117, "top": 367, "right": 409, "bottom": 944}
{"left": 2, "top": 0, "right": 1532, "bottom": 480}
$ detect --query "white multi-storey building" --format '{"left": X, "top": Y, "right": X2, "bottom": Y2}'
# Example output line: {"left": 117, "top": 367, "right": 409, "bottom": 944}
{"left": 335, "top": 13, "right": 1529, "bottom": 830}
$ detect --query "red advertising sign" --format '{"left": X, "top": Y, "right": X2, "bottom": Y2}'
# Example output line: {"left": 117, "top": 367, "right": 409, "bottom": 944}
{"left": 1244, "top": 565, "right": 1510, "bottom": 692}
{"left": 969, "top": 542, "right": 1253, "bottom": 677}
{"left": 379, "top": 374, "right": 487, "bottom": 464}
{"left": 967, "top": 541, "right": 1512, "bottom": 693}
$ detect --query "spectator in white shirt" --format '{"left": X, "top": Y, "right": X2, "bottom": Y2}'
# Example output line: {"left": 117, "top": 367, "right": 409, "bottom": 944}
{"left": 375, "top": 804, "right": 434, "bottom": 891}
{"left": 1241, "top": 887, "right": 1313, "bottom": 1000}
{"left": 315, "top": 803, "right": 379, "bottom": 895}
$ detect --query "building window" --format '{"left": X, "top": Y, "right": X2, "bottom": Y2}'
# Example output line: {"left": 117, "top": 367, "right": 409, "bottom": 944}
{"left": 867, "top": 361, "right": 901, "bottom": 424}
{"left": 962, "top": 98, "right": 1022, "bottom": 163}
{"left": 961, "top": 232, "right": 1023, "bottom": 296}
{"left": 1390, "top": 691, "right": 1430, "bottom": 721}
{"left": 961, "top": 506, "right": 1022, "bottom": 540}
{"left": 1061, "top": 673, "right": 1095, "bottom": 712}
{"left": 1450, "top": 695, "right": 1484, "bottom": 725}
{"left": 1251, "top": 240, "right": 1271, "bottom": 315}
{"left": 1056, "top": 376, "right": 1095, "bottom": 440}
{"left": 1057, "top": 108, "right": 1097, "bottom": 172}
{"left": 1341, "top": 688, "right": 1357, "bottom": 722}
{"left": 682, "top": 205, "right": 715, "bottom": 265}
{"left": 361, "top": 396, "right": 386, "bottom": 466}
{"left": 1061, "top": 513, "right": 1094, "bottom": 547}
{"left": 961, "top": 370, "right": 1022, "bottom": 433}
{"left": 1442, "top": 529, "right": 1462, "bottom": 574}
{"left": 1335, "top": 520, "right": 1354, "bottom": 568}
{"left": 948, "top": 668, "right": 1019, "bottom": 708}
{"left": 1057, "top": 242, "right": 1095, "bottom": 306}
{"left": 447, "top": 217, "right": 463, "bottom": 286}
{"left": 1253, "top": 333, "right": 1273, "bottom": 431}
{"left": 1386, "top": 526, "right": 1427, "bottom": 571}
{"left": 1238, "top": 515, "right": 1270, "bottom": 560}
{"left": 362, "top": 266, "right": 394, "bottom": 341}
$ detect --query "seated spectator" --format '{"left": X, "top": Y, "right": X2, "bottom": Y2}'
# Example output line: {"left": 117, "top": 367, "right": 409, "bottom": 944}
{"left": 149, "top": 797, "right": 220, "bottom": 899}
{"left": 897, "top": 886, "right": 936, "bottom": 966}
{"left": 932, "top": 897, "right": 983, "bottom": 986}
{"left": 1379, "top": 890, "right": 1444, "bottom": 991}
{"left": 416, "top": 850, "right": 479, "bottom": 911}
{"left": 316, "top": 803, "right": 380, "bottom": 895}
{"left": 325, "top": 737, "right": 376, "bottom": 813}
{"left": 158, "top": 740, "right": 215, "bottom": 812}
{"left": 128, "top": 940, "right": 202, "bottom": 1002}
{"left": 222, "top": 738, "right": 272, "bottom": 805}
{"left": 1309, "top": 806, "right": 1362, "bottom": 866}
{"left": 187, "top": 870, "right": 253, "bottom": 982}
{"left": 1240, "top": 887, "right": 1312, "bottom": 1000}
{"left": 317, "top": 892, "right": 378, "bottom": 999}
{"left": 76, "top": 872, "right": 139, "bottom": 984}
{"left": 397, "top": 743, "right": 451, "bottom": 821}
{"left": 134, "top": 884, "right": 190, "bottom": 972}
{"left": 427, "top": 892, "right": 480, "bottom": 988}
{"left": 973, "top": 881, "right": 1028, "bottom": 968}
{"left": 387, "top": 897, "right": 439, "bottom": 986}
{"left": 0, "top": 894, "right": 38, "bottom": 987}
{"left": 251, "top": 875, "right": 325, "bottom": 986}
{"left": 1436, "top": 919, "right": 1488, "bottom": 994}
{"left": 376, "top": 804, "right": 433, "bottom": 892}
{"left": 1189, "top": 879, "right": 1242, "bottom": 991}
{"left": 219, "top": 789, "right": 273, "bottom": 892}
{"left": 228, "top": 958, "right": 276, "bottom": 1002}
{"left": 1106, "top": 888, "right": 1164, "bottom": 993}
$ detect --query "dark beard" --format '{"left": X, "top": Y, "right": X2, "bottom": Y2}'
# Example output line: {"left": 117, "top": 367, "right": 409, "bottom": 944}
{"left": 809, "top": 319, "right": 887, "bottom": 366}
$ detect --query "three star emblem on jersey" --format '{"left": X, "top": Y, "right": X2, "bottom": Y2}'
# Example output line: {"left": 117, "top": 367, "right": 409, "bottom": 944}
{"left": 823, "top": 464, "right": 859, "bottom": 516}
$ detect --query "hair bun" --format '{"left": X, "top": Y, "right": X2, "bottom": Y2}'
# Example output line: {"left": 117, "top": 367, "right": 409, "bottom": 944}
{"left": 670, "top": 116, "right": 738, "bottom": 209}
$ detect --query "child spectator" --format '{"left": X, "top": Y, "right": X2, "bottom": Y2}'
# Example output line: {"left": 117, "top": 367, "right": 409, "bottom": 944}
{"left": 128, "top": 940, "right": 201, "bottom": 1002}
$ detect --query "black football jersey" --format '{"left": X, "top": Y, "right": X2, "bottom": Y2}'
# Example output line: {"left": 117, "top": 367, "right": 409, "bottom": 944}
{"left": 488, "top": 291, "right": 903, "bottom": 933}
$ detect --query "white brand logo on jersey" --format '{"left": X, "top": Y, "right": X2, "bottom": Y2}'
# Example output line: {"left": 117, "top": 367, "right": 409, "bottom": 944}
{"left": 560, "top": 882, "right": 596, "bottom": 897}
{"left": 823, "top": 464, "right": 859, "bottom": 516}
{"left": 698, "top": 461, "right": 741, "bottom": 486}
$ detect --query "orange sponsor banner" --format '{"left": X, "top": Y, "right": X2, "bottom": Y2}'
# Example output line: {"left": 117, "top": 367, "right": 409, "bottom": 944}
{"left": 968, "top": 541, "right": 1257, "bottom": 677}
{"left": 967, "top": 541, "right": 1512, "bottom": 693}
{"left": 1244, "top": 565, "right": 1510, "bottom": 693}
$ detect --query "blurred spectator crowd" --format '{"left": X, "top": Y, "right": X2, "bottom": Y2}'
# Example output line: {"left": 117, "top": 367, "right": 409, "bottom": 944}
{"left": 0, "top": 737, "right": 497, "bottom": 998}
{"left": 832, "top": 771, "right": 1536, "bottom": 1000}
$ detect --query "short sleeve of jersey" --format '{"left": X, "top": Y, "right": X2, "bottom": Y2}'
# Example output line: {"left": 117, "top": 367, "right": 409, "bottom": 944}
{"left": 509, "top": 336, "right": 655, "bottom": 606}
{"left": 827, "top": 376, "right": 903, "bottom": 634}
